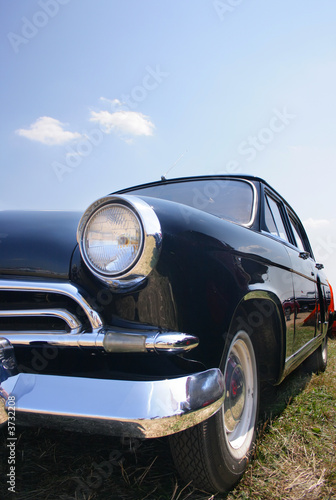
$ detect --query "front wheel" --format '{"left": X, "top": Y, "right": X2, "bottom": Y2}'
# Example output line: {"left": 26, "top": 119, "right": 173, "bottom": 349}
{"left": 170, "top": 330, "right": 259, "bottom": 493}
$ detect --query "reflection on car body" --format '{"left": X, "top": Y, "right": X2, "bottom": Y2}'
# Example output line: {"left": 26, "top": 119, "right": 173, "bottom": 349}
{"left": 0, "top": 175, "right": 334, "bottom": 493}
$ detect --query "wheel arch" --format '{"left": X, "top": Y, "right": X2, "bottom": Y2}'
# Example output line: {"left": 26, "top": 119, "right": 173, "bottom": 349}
{"left": 224, "top": 290, "right": 286, "bottom": 384}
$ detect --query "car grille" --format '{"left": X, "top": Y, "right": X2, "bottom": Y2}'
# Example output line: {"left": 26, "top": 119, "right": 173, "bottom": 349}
{"left": 0, "top": 278, "right": 104, "bottom": 345}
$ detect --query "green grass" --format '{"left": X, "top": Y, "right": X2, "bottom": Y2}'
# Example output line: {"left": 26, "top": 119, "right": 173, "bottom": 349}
{"left": 1, "top": 339, "right": 335, "bottom": 500}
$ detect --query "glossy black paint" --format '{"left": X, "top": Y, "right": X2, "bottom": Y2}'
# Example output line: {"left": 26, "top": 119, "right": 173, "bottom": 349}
{"left": 0, "top": 210, "right": 81, "bottom": 279}
{"left": 70, "top": 191, "right": 293, "bottom": 377}
{"left": 1, "top": 175, "right": 332, "bottom": 384}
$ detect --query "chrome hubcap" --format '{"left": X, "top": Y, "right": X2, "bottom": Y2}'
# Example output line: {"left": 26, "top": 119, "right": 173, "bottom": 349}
{"left": 222, "top": 331, "right": 257, "bottom": 459}
{"left": 224, "top": 355, "right": 246, "bottom": 433}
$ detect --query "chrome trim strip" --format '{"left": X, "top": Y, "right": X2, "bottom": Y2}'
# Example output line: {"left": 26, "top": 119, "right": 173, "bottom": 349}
{"left": 0, "top": 309, "right": 82, "bottom": 333}
{"left": 103, "top": 330, "right": 199, "bottom": 353}
{"left": 0, "top": 331, "right": 106, "bottom": 348}
{"left": 1, "top": 368, "right": 224, "bottom": 438}
{"left": 3, "top": 328, "right": 199, "bottom": 354}
{"left": 77, "top": 195, "right": 162, "bottom": 289}
{"left": 282, "top": 332, "right": 326, "bottom": 382}
{"left": 0, "top": 279, "right": 103, "bottom": 331}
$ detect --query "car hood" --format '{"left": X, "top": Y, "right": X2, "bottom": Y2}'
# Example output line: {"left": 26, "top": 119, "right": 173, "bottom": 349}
{"left": 0, "top": 210, "right": 82, "bottom": 279}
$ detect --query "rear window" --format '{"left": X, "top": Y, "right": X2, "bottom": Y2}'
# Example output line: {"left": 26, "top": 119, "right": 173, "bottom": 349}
{"left": 127, "top": 179, "right": 255, "bottom": 225}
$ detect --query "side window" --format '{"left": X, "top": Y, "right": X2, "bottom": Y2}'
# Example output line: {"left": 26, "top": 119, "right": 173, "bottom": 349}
{"left": 287, "top": 211, "right": 314, "bottom": 258}
{"left": 288, "top": 216, "right": 305, "bottom": 252}
{"left": 265, "top": 195, "right": 289, "bottom": 242}
{"left": 264, "top": 197, "right": 278, "bottom": 236}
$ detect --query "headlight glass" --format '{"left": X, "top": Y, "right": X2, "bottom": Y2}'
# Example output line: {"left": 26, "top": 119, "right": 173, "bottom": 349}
{"left": 83, "top": 204, "right": 143, "bottom": 275}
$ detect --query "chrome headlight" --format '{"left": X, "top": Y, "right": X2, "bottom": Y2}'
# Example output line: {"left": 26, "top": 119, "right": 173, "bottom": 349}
{"left": 77, "top": 195, "right": 162, "bottom": 288}
{"left": 83, "top": 204, "right": 142, "bottom": 275}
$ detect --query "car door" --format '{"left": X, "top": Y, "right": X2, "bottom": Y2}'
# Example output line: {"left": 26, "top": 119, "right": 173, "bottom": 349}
{"left": 262, "top": 190, "right": 295, "bottom": 358}
{"left": 281, "top": 205, "right": 317, "bottom": 354}
{"left": 264, "top": 191, "right": 317, "bottom": 357}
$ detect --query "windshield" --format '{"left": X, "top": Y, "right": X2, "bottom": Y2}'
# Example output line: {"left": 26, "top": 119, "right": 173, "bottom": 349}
{"left": 128, "top": 179, "right": 255, "bottom": 225}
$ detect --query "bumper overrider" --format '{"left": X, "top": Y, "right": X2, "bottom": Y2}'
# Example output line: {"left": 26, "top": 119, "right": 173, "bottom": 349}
{"left": 0, "top": 337, "right": 225, "bottom": 438}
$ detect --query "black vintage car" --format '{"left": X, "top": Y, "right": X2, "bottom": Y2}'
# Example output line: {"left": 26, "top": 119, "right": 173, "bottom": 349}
{"left": 0, "top": 175, "right": 333, "bottom": 493}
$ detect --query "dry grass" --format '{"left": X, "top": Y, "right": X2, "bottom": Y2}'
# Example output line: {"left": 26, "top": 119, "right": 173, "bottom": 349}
{"left": 1, "top": 339, "right": 335, "bottom": 500}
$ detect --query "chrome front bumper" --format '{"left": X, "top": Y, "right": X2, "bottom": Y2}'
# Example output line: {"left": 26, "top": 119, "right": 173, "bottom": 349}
{"left": 0, "top": 339, "right": 225, "bottom": 438}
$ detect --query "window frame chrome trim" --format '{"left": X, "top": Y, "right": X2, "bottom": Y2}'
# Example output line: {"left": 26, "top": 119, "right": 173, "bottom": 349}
{"left": 221, "top": 178, "right": 257, "bottom": 228}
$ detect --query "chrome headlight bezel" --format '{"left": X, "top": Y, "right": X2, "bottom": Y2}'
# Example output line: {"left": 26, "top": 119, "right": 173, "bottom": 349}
{"left": 82, "top": 203, "right": 144, "bottom": 278}
{"left": 77, "top": 195, "right": 162, "bottom": 289}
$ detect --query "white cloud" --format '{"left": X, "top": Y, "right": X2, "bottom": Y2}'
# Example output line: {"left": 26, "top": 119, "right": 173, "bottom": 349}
{"left": 16, "top": 116, "right": 81, "bottom": 145}
{"left": 99, "top": 97, "right": 122, "bottom": 108}
{"left": 303, "top": 218, "right": 331, "bottom": 229}
{"left": 90, "top": 110, "right": 155, "bottom": 137}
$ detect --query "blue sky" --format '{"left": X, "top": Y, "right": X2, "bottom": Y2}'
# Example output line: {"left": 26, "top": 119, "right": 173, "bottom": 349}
{"left": 2, "top": 0, "right": 336, "bottom": 286}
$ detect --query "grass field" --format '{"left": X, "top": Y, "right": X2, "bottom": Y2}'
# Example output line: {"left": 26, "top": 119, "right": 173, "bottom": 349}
{"left": 1, "top": 339, "right": 335, "bottom": 500}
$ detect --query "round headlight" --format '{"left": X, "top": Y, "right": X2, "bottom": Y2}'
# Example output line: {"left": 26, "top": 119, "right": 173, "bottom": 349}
{"left": 83, "top": 204, "right": 143, "bottom": 276}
